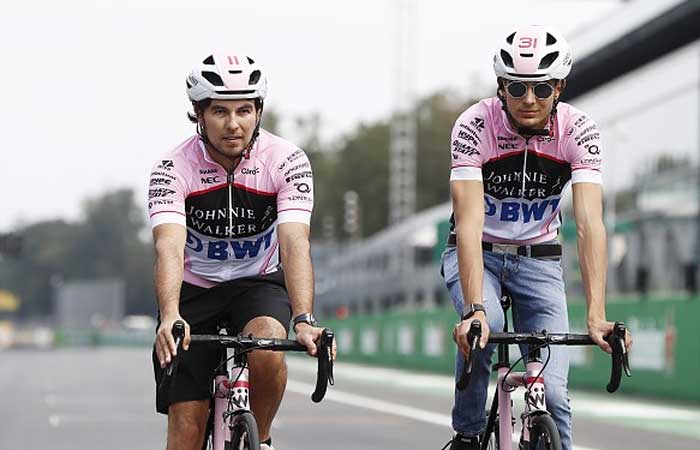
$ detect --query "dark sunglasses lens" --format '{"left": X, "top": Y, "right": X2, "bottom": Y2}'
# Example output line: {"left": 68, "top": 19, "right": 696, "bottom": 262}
{"left": 506, "top": 82, "right": 527, "bottom": 98}
{"left": 534, "top": 83, "right": 554, "bottom": 99}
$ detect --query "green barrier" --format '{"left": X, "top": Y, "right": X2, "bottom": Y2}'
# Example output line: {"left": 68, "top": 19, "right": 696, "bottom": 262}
{"left": 567, "top": 298, "right": 700, "bottom": 402}
{"left": 324, "top": 296, "right": 700, "bottom": 403}
{"left": 330, "top": 308, "right": 457, "bottom": 375}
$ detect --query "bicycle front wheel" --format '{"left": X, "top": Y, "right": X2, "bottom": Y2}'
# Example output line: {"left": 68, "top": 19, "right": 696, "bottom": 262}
{"left": 481, "top": 409, "right": 499, "bottom": 450}
{"left": 529, "top": 414, "right": 562, "bottom": 450}
{"left": 226, "top": 412, "right": 260, "bottom": 450}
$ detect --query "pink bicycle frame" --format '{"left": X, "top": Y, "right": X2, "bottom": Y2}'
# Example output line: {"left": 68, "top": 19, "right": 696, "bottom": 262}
{"left": 213, "top": 365, "right": 251, "bottom": 450}
{"left": 496, "top": 360, "right": 547, "bottom": 450}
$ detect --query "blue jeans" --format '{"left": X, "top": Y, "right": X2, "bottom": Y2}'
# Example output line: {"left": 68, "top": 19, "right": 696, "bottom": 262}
{"left": 441, "top": 246, "right": 572, "bottom": 450}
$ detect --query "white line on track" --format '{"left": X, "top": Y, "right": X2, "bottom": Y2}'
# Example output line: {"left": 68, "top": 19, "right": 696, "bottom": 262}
{"left": 286, "top": 379, "right": 598, "bottom": 450}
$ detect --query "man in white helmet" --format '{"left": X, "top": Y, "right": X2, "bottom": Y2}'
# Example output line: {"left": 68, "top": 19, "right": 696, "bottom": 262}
{"left": 148, "top": 53, "right": 332, "bottom": 450}
{"left": 441, "top": 26, "right": 632, "bottom": 450}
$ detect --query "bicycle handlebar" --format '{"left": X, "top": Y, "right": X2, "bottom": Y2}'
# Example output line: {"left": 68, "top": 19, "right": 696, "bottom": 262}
{"left": 166, "top": 320, "right": 334, "bottom": 402}
{"left": 457, "top": 320, "right": 631, "bottom": 393}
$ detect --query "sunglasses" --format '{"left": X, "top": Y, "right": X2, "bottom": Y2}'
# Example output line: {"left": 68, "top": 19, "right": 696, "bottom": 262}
{"left": 505, "top": 81, "right": 555, "bottom": 100}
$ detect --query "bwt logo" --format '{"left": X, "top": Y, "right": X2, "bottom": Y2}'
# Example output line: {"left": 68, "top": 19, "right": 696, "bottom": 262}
{"left": 485, "top": 198, "right": 560, "bottom": 223}
{"left": 186, "top": 229, "right": 274, "bottom": 260}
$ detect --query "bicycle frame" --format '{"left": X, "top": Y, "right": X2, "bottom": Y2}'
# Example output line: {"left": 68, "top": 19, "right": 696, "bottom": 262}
{"left": 481, "top": 297, "right": 551, "bottom": 450}
{"left": 488, "top": 355, "right": 549, "bottom": 450}
{"left": 212, "top": 346, "right": 251, "bottom": 450}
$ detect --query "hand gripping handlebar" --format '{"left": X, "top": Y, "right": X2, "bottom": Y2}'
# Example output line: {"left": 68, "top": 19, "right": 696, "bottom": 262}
{"left": 457, "top": 320, "right": 632, "bottom": 392}
{"left": 165, "top": 320, "right": 335, "bottom": 402}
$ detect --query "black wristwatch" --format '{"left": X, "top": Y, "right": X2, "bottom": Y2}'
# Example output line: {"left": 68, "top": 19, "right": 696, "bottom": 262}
{"left": 292, "top": 313, "right": 317, "bottom": 331}
{"left": 461, "top": 303, "right": 486, "bottom": 321}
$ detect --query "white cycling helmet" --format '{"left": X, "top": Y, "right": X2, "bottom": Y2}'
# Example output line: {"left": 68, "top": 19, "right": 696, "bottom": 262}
{"left": 493, "top": 25, "right": 572, "bottom": 81}
{"left": 186, "top": 53, "right": 268, "bottom": 102}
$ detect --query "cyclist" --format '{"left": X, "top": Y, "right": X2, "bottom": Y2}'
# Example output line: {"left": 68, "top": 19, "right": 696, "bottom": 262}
{"left": 442, "top": 25, "right": 632, "bottom": 450}
{"left": 149, "top": 52, "right": 330, "bottom": 450}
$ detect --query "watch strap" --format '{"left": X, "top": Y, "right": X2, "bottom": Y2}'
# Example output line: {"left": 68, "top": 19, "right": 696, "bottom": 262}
{"left": 461, "top": 303, "right": 486, "bottom": 321}
{"left": 292, "top": 313, "right": 317, "bottom": 330}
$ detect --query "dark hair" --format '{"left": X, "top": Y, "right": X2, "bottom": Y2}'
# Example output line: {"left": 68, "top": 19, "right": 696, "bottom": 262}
{"left": 187, "top": 98, "right": 264, "bottom": 123}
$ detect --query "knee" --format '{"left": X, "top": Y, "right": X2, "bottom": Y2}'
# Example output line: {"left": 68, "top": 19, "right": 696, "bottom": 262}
{"left": 249, "top": 349, "right": 286, "bottom": 378}
{"left": 243, "top": 316, "right": 287, "bottom": 339}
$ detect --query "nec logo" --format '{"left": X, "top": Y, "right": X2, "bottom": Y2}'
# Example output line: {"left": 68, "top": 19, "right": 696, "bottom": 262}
{"left": 241, "top": 167, "right": 259, "bottom": 175}
{"left": 201, "top": 176, "right": 221, "bottom": 184}
{"left": 498, "top": 143, "right": 517, "bottom": 150}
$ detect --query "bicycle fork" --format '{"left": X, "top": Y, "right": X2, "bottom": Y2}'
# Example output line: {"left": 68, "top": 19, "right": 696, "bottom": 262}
{"left": 496, "top": 359, "right": 548, "bottom": 450}
{"left": 213, "top": 354, "right": 251, "bottom": 450}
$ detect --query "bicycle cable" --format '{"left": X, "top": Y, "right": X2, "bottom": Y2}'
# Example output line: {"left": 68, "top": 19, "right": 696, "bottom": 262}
{"left": 209, "top": 346, "right": 258, "bottom": 386}
{"left": 498, "top": 338, "right": 552, "bottom": 393}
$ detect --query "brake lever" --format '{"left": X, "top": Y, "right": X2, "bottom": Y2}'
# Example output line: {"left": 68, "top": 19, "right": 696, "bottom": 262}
{"left": 311, "top": 328, "right": 334, "bottom": 403}
{"left": 614, "top": 322, "right": 632, "bottom": 378}
{"left": 323, "top": 329, "right": 335, "bottom": 386}
{"left": 605, "top": 322, "right": 631, "bottom": 393}
{"left": 457, "top": 320, "right": 482, "bottom": 391}
{"left": 166, "top": 320, "right": 186, "bottom": 377}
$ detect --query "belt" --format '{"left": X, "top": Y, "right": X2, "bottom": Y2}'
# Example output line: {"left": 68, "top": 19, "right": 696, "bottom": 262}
{"left": 446, "top": 234, "right": 562, "bottom": 258}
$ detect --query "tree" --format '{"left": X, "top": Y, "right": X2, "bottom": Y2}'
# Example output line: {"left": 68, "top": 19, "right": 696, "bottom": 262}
{"left": 307, "top": 89, "right": 477, "bottom": 240}
{"left": 0, "top": 189, "right": 155, "bottom": 318}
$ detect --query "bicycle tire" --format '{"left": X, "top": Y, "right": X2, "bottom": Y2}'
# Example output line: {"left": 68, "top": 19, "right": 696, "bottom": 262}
{"left": 528, "top": 414, "right": 562, "bottom": 450}
{"left": 481, "top": 409, "right": 499, "bottom": 450}
{"left": 201, "top": 400, "right": 215, "bottom": 450}
{"left": 226, "top": 411, "right": 260, "bottom": 450}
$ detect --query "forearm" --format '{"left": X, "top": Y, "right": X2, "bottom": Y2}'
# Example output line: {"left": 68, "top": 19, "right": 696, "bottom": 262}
{"left": 280, "top": 235, "right": 314, "bottom": 317}
{"left": 456, "top": 221, "right": 484, "bottom": 308}
{"left": 154, "top": 246, "right": 184, "bottom": 318}
{"left": 577, "top": 219, "right": 607, "bottom": 324}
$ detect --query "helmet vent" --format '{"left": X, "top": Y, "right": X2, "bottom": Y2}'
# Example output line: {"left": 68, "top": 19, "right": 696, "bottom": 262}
{"left": 228, "top": 70, "right": 243, "bottom": 74}
{"left": 520, "top": 53, "right": 534, "bottom": 58}
{"left": 247, "top": 57, "right": 255, "bottom": 64}
{"left": 506, "top": 32, "right": 516, "bottom": 44}
{"left": 249, "top": 70, "right": 261, "bottom": 85}
{"left": 203, "top": 55, "right": 215, "bottom": 65}
{"left": 538, "top": 51, "right": 559, "bottom": 69}
{"left": 186, "top": 80, "right": 192, "bottom": 89}
{"left": 500, "top": 50, "right": 514, "bottom": 68}
{"left": 217, "top": 90, "right": 256, "bottom": 96}
{"left": 202, "top": 71, "right": 225, "bottom": 86}
{"left": 546, "top": 33, "right": 557, "bottom": 45}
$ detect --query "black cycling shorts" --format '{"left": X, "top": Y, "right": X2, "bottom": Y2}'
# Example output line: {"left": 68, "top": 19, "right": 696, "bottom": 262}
{"left": 153, "top": 269, "right": 291, "bottom": 414}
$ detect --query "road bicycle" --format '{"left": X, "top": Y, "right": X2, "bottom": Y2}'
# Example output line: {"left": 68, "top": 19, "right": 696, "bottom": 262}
{"left": 163, "top": 320, "right": 334, "bottom": 450}
{"left": 454, "top": 294, "right": 631, "bottom": 450}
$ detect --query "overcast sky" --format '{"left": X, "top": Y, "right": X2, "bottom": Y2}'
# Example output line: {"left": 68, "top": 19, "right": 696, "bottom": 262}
{"left": 0, "top": 0, "right": 634, "bottom": 231}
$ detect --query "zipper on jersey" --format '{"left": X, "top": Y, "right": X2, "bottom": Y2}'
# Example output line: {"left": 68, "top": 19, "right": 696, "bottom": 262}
{"left": 521, "top": 137, "right": 531, "bottom": 198}
{"left": 227, "top": 171, "right": 234, "bottom": 239}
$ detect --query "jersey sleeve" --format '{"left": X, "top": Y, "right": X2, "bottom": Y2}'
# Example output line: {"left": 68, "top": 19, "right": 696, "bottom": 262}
{"left": 147, "top": 157, "right": 188, "bottom": 228}
{"left": 564, "top": 113, "right": 603, "bottom": 185}
{"left": 273, "top": 147, "right": 314, "bottom": 225}
{"left": 450, "top": 103, "right": 489, "bottom": 182}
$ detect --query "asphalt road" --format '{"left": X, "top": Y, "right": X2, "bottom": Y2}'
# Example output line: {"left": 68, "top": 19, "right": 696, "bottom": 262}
{"left": 1, "top": 348, "right": 699, "bottom": 450}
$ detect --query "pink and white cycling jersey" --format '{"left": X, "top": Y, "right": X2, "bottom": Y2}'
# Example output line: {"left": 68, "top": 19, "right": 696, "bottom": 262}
{"left": 450, "top": 97, "right": 602, "bottom": 244}
{"left": 148, "top": 129, "right": 313, "bottom": 287}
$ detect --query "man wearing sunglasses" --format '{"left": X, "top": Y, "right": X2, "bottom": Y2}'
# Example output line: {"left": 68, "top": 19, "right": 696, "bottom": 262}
{"left": 442, "top": 25, "right": 630, "bottom": 450}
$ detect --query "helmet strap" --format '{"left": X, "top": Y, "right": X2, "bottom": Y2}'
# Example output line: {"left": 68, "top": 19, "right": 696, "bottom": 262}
{"left": 194, "top": 99, "right": 264, "bottom": 163}
{"left": 243, "top": 101, "right": 264, "bottom": 159}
